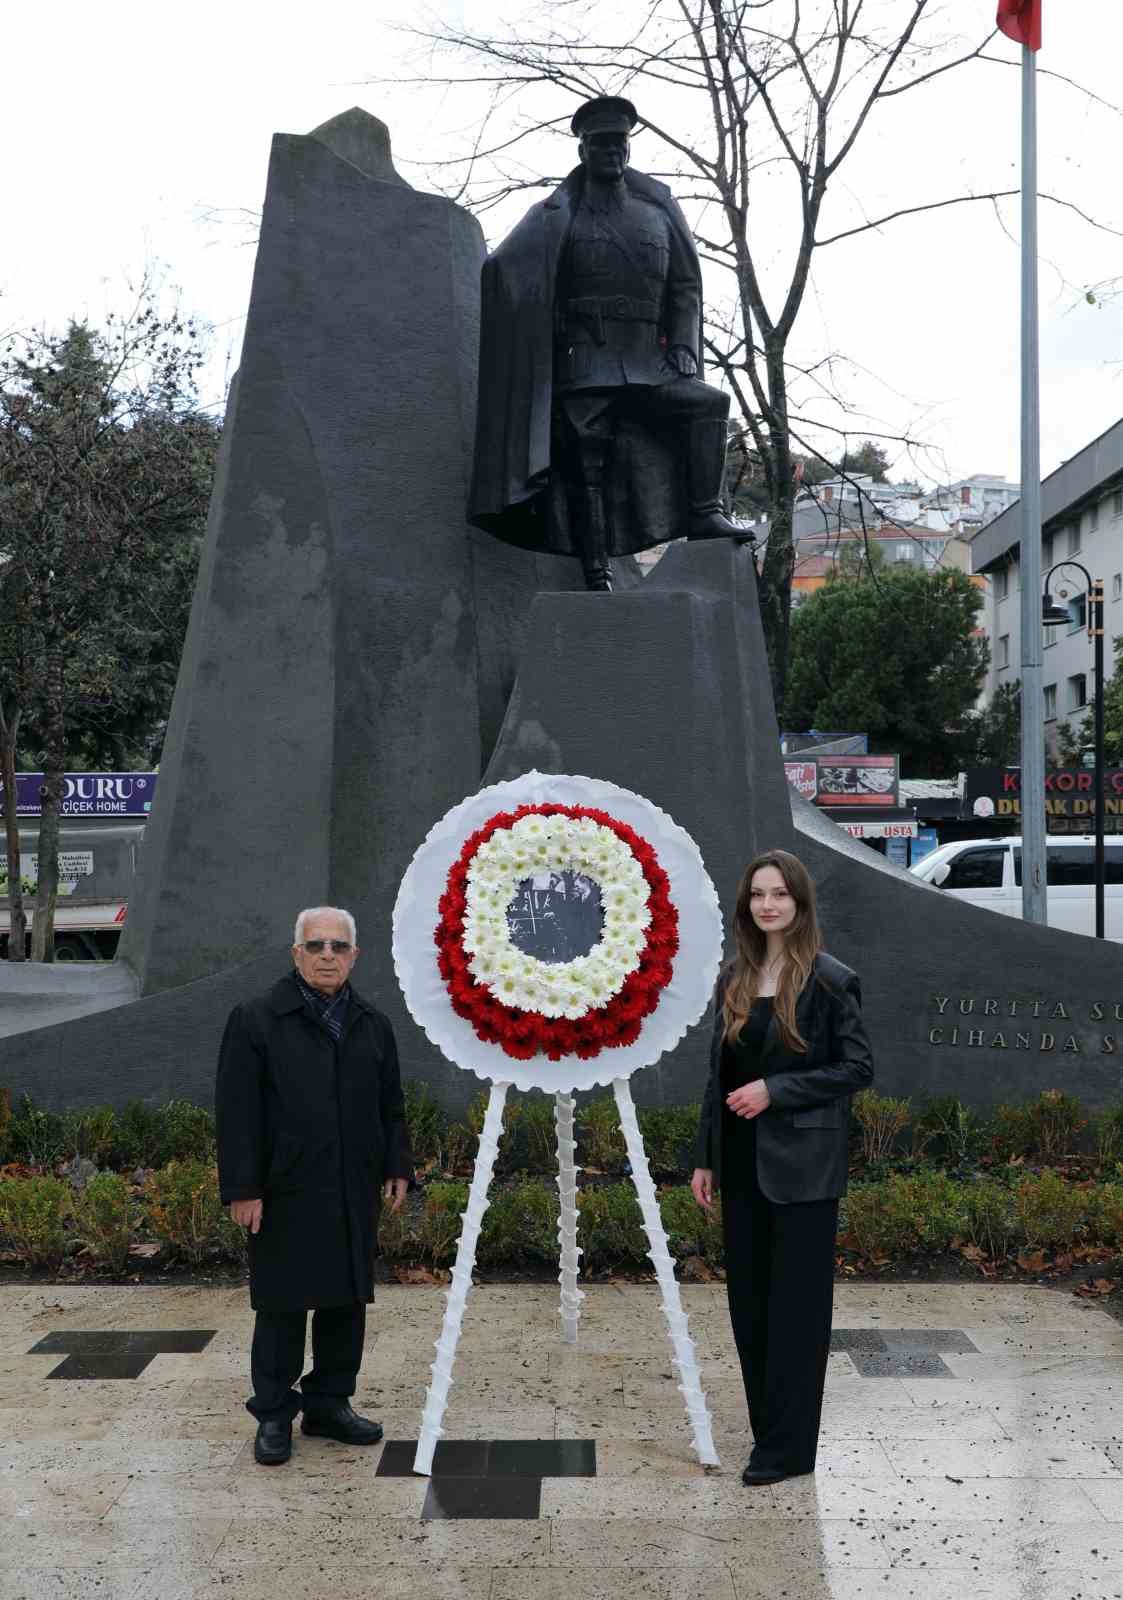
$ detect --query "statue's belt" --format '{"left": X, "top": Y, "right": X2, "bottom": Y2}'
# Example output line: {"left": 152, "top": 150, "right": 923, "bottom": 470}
{"left": 563, "top": 295, "right": 660, "bottom": 346}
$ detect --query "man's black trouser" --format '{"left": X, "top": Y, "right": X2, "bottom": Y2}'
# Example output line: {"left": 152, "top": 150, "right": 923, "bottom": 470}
{"left": 247, "top": 1302, "right": 366, "bottom": 1422}
{"left": 720, "top": 1113, "right": 838, "bottom": 1474}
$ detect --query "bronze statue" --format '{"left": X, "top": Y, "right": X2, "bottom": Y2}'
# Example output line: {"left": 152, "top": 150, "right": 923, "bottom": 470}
{"left": 468, "top": 96, "right": 738, "bottom": 591}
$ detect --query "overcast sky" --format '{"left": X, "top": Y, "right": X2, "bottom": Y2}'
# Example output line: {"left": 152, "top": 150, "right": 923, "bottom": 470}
{"left": 4, "top": 1, "right": 1121, "bottom": 488}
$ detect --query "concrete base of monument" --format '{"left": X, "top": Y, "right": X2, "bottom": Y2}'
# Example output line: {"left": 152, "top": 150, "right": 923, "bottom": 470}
{"left": 2, "top": 539, "right": 1121, "bottom": 1112}
{"left": 0, "top": 960, "right": 138, "bottom": 1041}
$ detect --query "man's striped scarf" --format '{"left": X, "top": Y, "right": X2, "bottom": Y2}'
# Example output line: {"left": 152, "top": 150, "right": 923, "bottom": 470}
{"left": 294, "top": 972, "right": 350, "bottom": 1040}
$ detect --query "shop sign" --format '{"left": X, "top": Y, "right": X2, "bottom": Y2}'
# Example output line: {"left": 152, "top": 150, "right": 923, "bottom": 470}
{"left": 965, "top": 766, "right": 1123, "bottom": 833}
{"left": 783, "top": 754, "right": 900, "bottom": 808}
{"left": 0, "top": 774, "right": 156, "bottom": 818}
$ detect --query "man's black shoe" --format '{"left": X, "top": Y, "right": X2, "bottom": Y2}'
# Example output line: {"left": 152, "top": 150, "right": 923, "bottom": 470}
{"left": 741, "top": 1460, "right": 787, "bottom": 1486}
{"left": 254, "top": 1417, "right": 292, "bottom": 1465}
{"left": 301, "top": 1402, "right": 384, "bottom": 1445}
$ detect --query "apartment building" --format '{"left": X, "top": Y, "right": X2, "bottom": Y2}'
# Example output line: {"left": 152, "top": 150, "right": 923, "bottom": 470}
{"left": 969, "top": 418, "right": 1123, "bottom": 755}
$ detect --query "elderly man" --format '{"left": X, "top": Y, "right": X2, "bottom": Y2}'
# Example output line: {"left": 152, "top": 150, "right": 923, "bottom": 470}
{"left": 216, "top": 906, "right": 412, "bottom": 1465}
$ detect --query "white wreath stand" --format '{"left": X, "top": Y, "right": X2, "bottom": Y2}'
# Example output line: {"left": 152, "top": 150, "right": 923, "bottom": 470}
{"left": 412, "top": 1078, "right": 720, "bottom": 1474}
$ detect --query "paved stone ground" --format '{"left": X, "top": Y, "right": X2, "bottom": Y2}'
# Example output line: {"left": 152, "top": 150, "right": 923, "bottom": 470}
{"left": 1, "top": 1280, "right": 1123, "bottom": 1598}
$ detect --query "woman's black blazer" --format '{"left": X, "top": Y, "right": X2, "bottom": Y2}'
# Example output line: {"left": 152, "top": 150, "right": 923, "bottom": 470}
{"left": 694, "top": 951, "right": 874, "bottom": 1204}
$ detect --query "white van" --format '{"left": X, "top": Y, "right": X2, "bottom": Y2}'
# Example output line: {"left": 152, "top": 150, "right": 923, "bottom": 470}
{"left": 909, "top": 835, "right": 1123, "bottom": 940}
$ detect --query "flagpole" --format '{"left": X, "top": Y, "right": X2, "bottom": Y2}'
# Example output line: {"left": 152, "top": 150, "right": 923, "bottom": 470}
{"left": 1018, "top": 39, "right": 1046, "bottom": 924}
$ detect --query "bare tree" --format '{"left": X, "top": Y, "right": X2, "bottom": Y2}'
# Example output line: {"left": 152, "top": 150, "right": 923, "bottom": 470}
{"left": 381, "top": 0, "right": 1118, "bottom": 711}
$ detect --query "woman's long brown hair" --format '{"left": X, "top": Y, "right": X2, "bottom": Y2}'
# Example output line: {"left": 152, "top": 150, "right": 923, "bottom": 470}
{"left": 722, "top": 849, "right": 823, "bottom": 1053}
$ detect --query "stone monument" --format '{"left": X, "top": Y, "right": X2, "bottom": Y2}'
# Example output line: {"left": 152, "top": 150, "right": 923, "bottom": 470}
{"left": 3, "top": 107, "right": 1122, "bottom": 1123}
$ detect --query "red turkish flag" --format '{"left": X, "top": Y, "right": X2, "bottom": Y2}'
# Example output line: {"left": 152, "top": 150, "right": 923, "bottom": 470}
{"left": 996, "top": 0, "right": 1042, "bottom": 50}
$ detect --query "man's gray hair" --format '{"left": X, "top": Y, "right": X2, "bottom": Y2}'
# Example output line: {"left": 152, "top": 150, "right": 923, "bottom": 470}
{"left": 293, "top": 906, "right": 357, "bottom": 946}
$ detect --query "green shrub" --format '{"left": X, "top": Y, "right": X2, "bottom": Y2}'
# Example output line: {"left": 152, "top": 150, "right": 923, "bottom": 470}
{"left": 658, "top": 1184, "right": 723, "bottom": 1267}
{"left": 0, "top": 1175, "right": 72, "bottom": 1269}
{"left": 113, "top": 1101, "right": 165, "bottom": 1169}
{"left": 1091, "top": 1104, "right": 1123, "bottom": 1171}
{"left": 519, "top": 1095, "right": 558, "bottom": 1174}
{"left": 60, "top": 1105, "right": 119, "bottom": 1167}
{"left": 1087, "top": 1182, "right": 1123, "bottom": 1248}
{"left": 442, "top": 1122, "right": 475, "bottom": 1175}
{"left": 465, "top": 1092, "right": 522, "bottom": 1175}
{"left": 852, "top": 1090, "right": 911, "bottom": 1166}
{"left": 0, "top": 1087, "right": 11, "bottom": 1163}
{"left": 989, "top": 1092, "right": 1085, "bottom": 1165}
{"left": 74, "top": 1172, "right": 133, "bottom": 1274}
{"left": 577, "top": 1096, "right": 627, "bottom": 1174}
{"left": 419, "top": 1180, "right": 468, "bottom": 1266}
{"left": 479, "top": 1180, "right": 559, "bottom": 1267}
{"left": 378, "top": 1196, "right": 419, "bottom": 1259}
{"left": 914, "top": 1096, "right": 985, "bottom": 1167}
{"left": 577, "top": 1182, "right": 647, "bottom": 1270}
{"left": 6, "top": 1095, "right": 66, "bottom": 1168}
{"left": 960, "top": 1176, "right": 1018, "bottom": 1258}
{"left": 153, "top": 1101, "right": 216, "bottom": 1166}
{"left": 639, "top": 1105, "right": 700, "bottom": 1178}
{"left": 843, "top": 1171, "right": 966, "bottom": 1257}
{"left": 403, "top": 1082, "right": 444, "bottom": 1169}
{"left": 1014, "top": 1169, "right": 1088, "bottom": 1250}
{"left": 987, "top": 1102, "right": 1036, "bottom": 1162}
{"left": 143, "top": 1161, "right": 227, "bottom": 1265}
{"left": 1028, "top": 1090, "right": 1086, "bottom": 1161}
{"left": 841, "top": 1183, "right": 912, "bottom": 1258}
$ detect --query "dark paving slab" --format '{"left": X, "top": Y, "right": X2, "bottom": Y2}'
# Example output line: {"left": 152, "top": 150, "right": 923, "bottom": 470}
{"left": 30, "top": 1329, "right": 216, "bottom": 1379}
{"left": 422, "top": 1475, "right": 542, "bottom": 1520}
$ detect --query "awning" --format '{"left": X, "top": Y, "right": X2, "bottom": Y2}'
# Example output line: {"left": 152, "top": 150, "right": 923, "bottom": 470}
{"left": 819, "top": 806, "right": 918, "bottom": 840}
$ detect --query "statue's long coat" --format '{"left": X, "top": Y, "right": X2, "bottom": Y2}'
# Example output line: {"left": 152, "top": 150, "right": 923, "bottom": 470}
{"left": 467, "top": 166, "right": 704, "bottom": 557}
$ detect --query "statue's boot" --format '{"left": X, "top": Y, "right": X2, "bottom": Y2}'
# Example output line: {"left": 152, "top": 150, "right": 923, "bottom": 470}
{"left": 686, "top": 417, "right": 739, "bottom": 540}
{"left": 575, "top": 440, "right": 614, "bottom": 591}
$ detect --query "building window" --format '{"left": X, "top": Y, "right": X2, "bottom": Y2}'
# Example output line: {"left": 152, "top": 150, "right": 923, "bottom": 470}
{"left": 1068, "top": 673, "right": 1088, "bottom": 712}
{"left": 1044, "top": 683, "right": 1057, "bottom": 721}
{"left": 961, "top": 485, "right": 972, "bottom": 505}
{"left": 1114, "top": 490, "right": 1122, "bottom": 518}
{"left": 994, "top": 566, "right": 1009, "bottom": 600}
{"left": 998, "top": 633, "right": 1010, "bottom": 669}
{"left": 1067, "top": 592, "right": 1087, "bottom": 635}
{"left": 894, "top": 542, "right": 912, "bottom": 562}
{"left": 1068, "top": 522, "right": 1081, "bottom": 556}
{"left": 1042, "top": 532, "right": 1053, "bottom": 569}
{"left": 1114, "top": 573, "right": 1122, "bottom": 601}
{"left": 1090, "top": 502, "right": 1100, "bottom": 533}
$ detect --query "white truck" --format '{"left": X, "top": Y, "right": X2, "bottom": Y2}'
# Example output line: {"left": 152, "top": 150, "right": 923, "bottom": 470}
{"left": 0, "top": 821, "right": 143, "bottom": 960}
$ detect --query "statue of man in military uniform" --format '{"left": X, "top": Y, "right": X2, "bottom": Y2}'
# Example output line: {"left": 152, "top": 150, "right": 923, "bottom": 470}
{"left": 468, "top": 96, "right": 738, "bottom": 591}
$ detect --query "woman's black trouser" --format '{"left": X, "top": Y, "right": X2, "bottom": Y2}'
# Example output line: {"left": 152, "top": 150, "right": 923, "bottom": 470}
{"left": 720, "top": 1114, "right": 838, "bottom": 1474}
{"left": 247, "top": 1301, "right": 366, "bottom": 1422}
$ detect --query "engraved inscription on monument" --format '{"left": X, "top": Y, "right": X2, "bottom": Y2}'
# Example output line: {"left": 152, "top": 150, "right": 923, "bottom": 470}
{"left": 928, "top": 994, "right": 1123, "bottom": 1054}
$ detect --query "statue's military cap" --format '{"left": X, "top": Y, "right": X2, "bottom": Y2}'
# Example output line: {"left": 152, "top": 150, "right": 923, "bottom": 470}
{"left": 570, "top": 96, "right": 639, "bottom": 137}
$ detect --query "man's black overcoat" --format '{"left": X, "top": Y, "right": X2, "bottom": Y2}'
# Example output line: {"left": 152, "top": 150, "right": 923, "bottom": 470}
{"left": 467, "top": 164, "right": 704, "bottom": 557}
{"left": 694, "top": 952, "right": 874, "bottom": 1204}
{"left": 215, "top": 974, "right": 413, "bottom": 1312}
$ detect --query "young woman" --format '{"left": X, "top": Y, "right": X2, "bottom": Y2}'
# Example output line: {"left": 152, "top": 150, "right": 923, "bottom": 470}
{"left": 692, "top": 849, "right": 873, "bottom": 1486}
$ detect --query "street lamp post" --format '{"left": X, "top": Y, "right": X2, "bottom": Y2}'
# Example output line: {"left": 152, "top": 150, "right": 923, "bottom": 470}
{"left": 1042, "top": 562, "right": 1106, "bottom": 938}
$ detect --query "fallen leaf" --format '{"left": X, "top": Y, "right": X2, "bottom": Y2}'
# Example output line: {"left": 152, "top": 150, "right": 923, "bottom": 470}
{"left": 678, "top": 1255, "right": 715, "bottom": 1283}
{"left": 129, "top": 1243, "right": 161, "bottom": 1260}
{"left": 959, "top": 1244, "right": 988, "bottom": 1263}
{"left": 1075, "top": 1278, "right": 1116, "bottom": 1298}
{"left": 1017, "top": 1249, "right": 1050, "bottom": 1273}
{"left": 394, "top": 1265, "right": 447, "bottom": 1285}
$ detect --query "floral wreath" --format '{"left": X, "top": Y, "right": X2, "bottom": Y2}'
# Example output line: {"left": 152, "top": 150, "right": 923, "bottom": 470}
{"left": 392, "top": 772, "right": 722, "bottom": 1092}
{"left": 435, "top": 804, "right": 678, "bottom": 1061}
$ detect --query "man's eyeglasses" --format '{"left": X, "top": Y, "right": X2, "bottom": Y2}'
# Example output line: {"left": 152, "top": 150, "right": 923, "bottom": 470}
{"left": 301, "top": 939, "right": 352, "bottom": 955}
